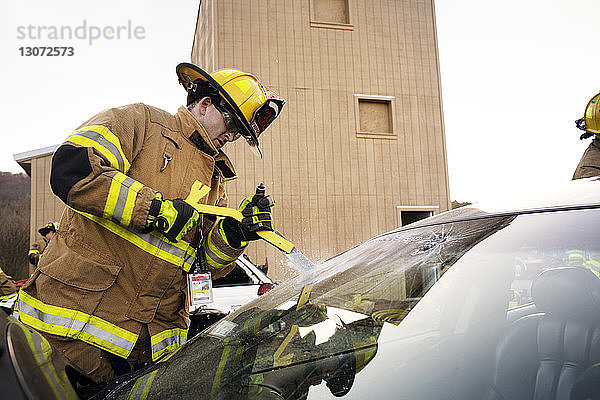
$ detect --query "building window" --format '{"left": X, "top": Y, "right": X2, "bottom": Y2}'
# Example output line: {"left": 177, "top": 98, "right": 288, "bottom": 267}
{"left": 310, "top": 0, "right": 353, "bottom": 30}
{"left": 354, "top": 94, "right": 396, "bottom": 139}
{"left": 396, "top": 206, "right": 439, "bottom": 227}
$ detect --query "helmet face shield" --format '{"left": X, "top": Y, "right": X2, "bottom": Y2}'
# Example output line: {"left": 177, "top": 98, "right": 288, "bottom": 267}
{"left": 248, "top": 98, "right": 286, "bottom": 142}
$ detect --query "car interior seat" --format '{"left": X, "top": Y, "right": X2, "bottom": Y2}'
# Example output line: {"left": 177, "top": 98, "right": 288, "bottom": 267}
{"left": 483, "top": 267, "right": 600, "bottom": 400}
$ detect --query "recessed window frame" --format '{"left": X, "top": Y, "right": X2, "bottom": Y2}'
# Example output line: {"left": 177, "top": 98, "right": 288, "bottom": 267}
{"left": 396, "top": 206, "right": 439, "bottom": 227}
{"left": 354, "top": 94, "right": 397, "bottom": 140}
{"left": 309, "top": 0, "right": 354, "bottom": 30}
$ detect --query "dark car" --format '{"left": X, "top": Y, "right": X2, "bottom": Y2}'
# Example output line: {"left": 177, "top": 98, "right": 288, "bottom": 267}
{"left": 5, "top": 179, "right": 600, "bottom": 399}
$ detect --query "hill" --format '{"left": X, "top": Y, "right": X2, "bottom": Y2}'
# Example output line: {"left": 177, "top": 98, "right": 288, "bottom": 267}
{"left": 0, "top": 172, "right": 30, "bottom": 279}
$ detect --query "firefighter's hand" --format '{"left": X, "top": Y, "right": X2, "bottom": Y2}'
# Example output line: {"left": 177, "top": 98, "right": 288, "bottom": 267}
{"left": 147, "top": 193, "right": 199, "bottom": 242}
{"left": 28, "top": 249, "right": 40, "bottom": 266}
{"left": 239, "top": 193, "right": 274, "bottom": 236}
{"left": 220, "top": 193, "right": 274, "bottom": 247}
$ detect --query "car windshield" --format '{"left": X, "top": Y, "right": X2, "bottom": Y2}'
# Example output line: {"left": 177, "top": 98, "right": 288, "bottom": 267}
{"left": 107, "top": 207, "right": 600, "bottom": 400}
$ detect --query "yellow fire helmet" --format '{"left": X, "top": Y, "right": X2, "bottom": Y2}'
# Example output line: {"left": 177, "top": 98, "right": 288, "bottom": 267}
{"left": 575, "top": 92, "right": 600, "bottom": 139}
{"left": 38, "top": 222, "right": 58, "bottom": 236}
{"left": 176, "top": 63, "right": 285, "bottom": 157}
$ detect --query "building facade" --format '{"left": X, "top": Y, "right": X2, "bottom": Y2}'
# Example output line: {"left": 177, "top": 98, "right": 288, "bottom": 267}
{"left": 14, "top": 146, "right": 63, "bottom": 273}
{"left": 191, "top": 0, "right": 450, "bottom": 277}
{"left": 15, "top": 0, "right": 450, "bottom": 280}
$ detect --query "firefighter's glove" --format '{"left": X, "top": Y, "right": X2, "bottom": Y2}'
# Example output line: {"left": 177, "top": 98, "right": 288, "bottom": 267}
{"left": 220, "top": 194, "right": 274, "bottom": 248}
{"left": 147, "top": 193, "right": 199, "bottom": 243}
{"left": 28, "top": 249, "right": 40, "bottom": 266}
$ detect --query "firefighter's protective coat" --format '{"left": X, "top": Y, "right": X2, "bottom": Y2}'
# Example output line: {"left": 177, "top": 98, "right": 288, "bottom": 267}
{"left": 573, "top": 138, "right": 600, "bottom": 180}
{"left": 18, "top": 103, "right": 244, "bottom": 363}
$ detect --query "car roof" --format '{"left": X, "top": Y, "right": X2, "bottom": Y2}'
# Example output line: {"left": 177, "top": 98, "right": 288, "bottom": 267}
{"left": 380, "top": 178, "right": 600, "bottom": 238}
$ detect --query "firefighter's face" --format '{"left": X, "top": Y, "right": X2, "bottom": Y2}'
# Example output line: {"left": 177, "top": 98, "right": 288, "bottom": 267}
{"left": 191, "top": 98, "right": 235, "bottom": 150}
{"left": 44, "top": 231, "right": 55, "bottom": 243}
{"left": 206, "top": 105, "right": 235, "bottom": 149}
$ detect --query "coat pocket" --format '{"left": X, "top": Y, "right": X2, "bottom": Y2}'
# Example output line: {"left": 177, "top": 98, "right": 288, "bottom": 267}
{"left": 39, "top": 250, "right": 121, "bottom": 292}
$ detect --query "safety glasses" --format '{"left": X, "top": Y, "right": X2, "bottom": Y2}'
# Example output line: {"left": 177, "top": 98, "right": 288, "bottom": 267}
{"left": 214, "top": 104, "right": 242, "bottom": 140}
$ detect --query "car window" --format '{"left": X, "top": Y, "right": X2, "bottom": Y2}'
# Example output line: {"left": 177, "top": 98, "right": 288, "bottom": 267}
{"left": 213, "top": 265, "right": 253, "bottom": 287}
{"left": 110, "top": 208, "right": 600, "bottom": 400}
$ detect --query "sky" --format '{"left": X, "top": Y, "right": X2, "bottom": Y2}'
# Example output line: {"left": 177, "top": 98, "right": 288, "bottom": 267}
{"left": 1, "top": 0, "right": 598, "bottom": 205}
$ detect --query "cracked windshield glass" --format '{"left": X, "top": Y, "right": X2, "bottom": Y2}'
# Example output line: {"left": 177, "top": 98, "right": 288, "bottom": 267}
{"left": 114, "top": 208, "right": 599, "bottom": 399}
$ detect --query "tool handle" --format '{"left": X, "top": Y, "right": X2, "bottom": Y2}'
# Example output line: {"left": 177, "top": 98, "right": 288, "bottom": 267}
{"left": 255, "top": 183, "right": 274, "bottom": 207}
{"left": 185, "top": 182, "right": 292, "bottom": 253}
{"left": 256, "top": 183, "right": 266, "bottom": 196}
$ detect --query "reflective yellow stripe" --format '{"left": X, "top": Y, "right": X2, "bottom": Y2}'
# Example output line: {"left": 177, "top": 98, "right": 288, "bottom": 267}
{"left": 74, "top": 208, "right": 196, "bottom": 272}
{"left": 150, "top": 328, "right": 187, "bottom": 361}
{"left": 104, "top": 172, "right": 144, "bottom": 227}
{"left": 15, "top": 321, "right": 78, "bottom": 400}
{"left": 273, "top": 324, "right": 298, "bottom": 367}
{"left": 157, "top": 346, "right": 180, "bottom": 363}
{"left": 586, "top": 258, "right": 600, "bottom": 277}
{"left": 128, "top": 370, "right": 158, "bottom": 400}
{"left": 0, "top": 292, "right": 17, "bottom": 301}
{"left": 0, "top": 292, "right": 17, "bottom": 309}
{"left": 567, "top": 249, "right": 584, "bottom": 259}
{"left": 204, "top": 225, "right": 237, "bottom": 269}
{"left": 18, "top": 290, "right": 138, "bottom": 358}
{"left": 124, "top": 181, "right": 144, "bottom": 224}
{"left": 211, "top": 340, "right": 233, "bottom": 399}
{"left": 66, "top": 125, "right": 131, "bottom": 173}
{"left": 296, "top": 284, "right": 313, "bottom": 310}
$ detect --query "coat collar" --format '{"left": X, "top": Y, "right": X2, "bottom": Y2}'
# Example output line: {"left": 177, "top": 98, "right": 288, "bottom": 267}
{"left": 175, "top": 106, "right": 237, "bottom": 180}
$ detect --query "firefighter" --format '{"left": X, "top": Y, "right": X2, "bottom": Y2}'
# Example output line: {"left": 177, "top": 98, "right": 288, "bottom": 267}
{"left": 38, "top": 222, "right": 58, "bottom": 244}
{"left": 566, "top": 249, "right": 600, "bottom": 278}
{"left": 27, "top": 243, "right": 41, "bottom": 269}
{"left": 0, "top": 266, "right": 18, "bottom": 313}
{"left": 573, "top": 92, "right": 600, "bottom": 180}
{"left": 17, "top": 63, "right": 285, "bottom": 384}
{"left": 28, "top": 222, "right": 58, "bottom": 268}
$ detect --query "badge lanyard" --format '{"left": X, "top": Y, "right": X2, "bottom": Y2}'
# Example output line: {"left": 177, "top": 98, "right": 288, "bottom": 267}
{"left": 187, "top": 215, "right": 213, "bottom": 313}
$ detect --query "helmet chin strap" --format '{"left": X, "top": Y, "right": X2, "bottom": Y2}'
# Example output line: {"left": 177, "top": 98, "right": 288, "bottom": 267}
{"left": 575, "top": 118, "right": 597, "bottom": 140}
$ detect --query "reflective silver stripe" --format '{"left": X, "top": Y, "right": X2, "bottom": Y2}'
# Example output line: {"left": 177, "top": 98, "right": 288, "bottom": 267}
{"left": 72, "top": 130, "right": 126, "bottom": 171}
{"left": 0, "top": 293, "right": 17, "bottom": 308}
{"left": 24, "top": 327, "right": 72, "bottom": 400}
{"left": 18, "top": 297, "right": 136, "bottom": 355}
{"left": 204, "top": 227, "right": 236, "bottom": 268}
{"left": 112, "top": 176, "right": 136, "bottom": 224}
{"left": 586, "top": 261, "right": 600, "bottom": 274}
{"left": 129, "top": 370, "right": 158, "bottom": 400}
{"left": 0, "top": 292, "right": 17, "bottom": 301}
{"left": 75, "top": 209, "right": 196, "bottom": 271}
{"left": 146, "top": 231, "right": 196, "bottom": 271}
{"left": 204, "top": 239, "right": 232, "bottom": 267}
{"left": 151, "top": 334, "right": 187, "bottom": 356}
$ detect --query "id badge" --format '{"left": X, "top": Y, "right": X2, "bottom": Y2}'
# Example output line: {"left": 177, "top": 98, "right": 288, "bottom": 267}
{"left": 186, "top": 272, "right": 213, "bottom": 313}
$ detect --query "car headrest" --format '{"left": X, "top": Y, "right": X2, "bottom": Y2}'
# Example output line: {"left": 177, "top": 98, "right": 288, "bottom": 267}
{"left": 532, "top": 267, "right": 600, "bottom": 320}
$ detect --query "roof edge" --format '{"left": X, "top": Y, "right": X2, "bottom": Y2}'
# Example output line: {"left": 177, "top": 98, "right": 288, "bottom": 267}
{"left": 13, "top": 145, "right": 59, "bottom": 162}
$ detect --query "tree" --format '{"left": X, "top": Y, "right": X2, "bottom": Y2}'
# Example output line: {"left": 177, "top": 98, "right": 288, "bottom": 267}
{"left": 0, "top": 172, "right": 30, "bottom": 279}
{"left": 451, "top": 200, "right": 472, "bottom": 209}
